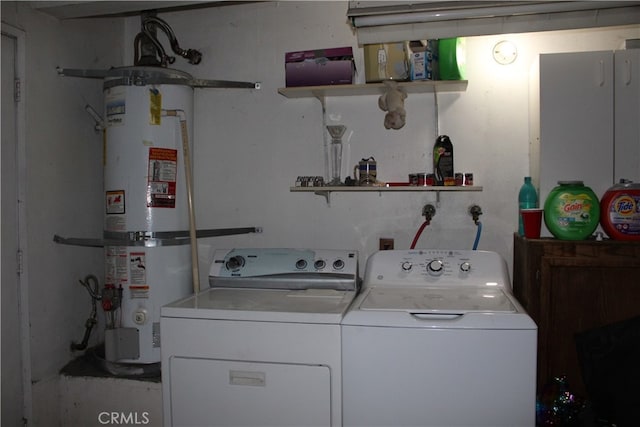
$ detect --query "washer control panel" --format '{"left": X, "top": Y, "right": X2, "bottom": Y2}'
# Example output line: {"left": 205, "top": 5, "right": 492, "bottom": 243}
{"left": 363, "top": 249, "right": 509, "bottom": 288}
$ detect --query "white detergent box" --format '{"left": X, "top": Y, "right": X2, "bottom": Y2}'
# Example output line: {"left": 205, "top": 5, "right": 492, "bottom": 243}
{"left": 409, "top": 40, "right": 438, "bottom": 81}
{"left": 410, "top": 51, "right": 427, "bottom": 80}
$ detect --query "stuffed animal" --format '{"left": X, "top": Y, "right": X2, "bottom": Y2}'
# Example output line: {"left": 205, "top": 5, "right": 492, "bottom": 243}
{"left": 378, "top": 81, "right": 407, "bottom": 130}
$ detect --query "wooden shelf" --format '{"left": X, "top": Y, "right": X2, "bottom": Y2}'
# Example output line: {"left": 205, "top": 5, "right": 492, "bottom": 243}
{"left": 278, "top": 80, "right": 468, "bottom": 98}
{"left": 290, "top": 185, "right": 481, "bottom": 204}
{"left": 290, "top": 185, "right": 481, "bottom": 193}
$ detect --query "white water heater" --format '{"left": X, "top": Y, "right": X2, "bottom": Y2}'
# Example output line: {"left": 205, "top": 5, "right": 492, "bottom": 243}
{"left": 53, "top": 15, "right": 260, "bottom": 369}
{"left": 102, "top": 67, "right": 195, "bottom": 364}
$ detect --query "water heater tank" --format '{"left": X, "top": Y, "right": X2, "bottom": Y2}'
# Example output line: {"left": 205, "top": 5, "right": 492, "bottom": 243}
{"left": 102, "top": 67, "right": 195, "bottom": 364}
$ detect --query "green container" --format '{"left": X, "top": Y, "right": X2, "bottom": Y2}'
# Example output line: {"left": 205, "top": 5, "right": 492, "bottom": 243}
{"left": 543, "top": 181, "right": 600, "bottom": 240}
{"left": 439, "top": 38, "right": 466, "bottom": 80}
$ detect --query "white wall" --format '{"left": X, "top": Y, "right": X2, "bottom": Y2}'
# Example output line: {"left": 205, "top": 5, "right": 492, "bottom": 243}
{"left": 1, "top": 0, "right": 638, "bottom": 425}
{"left": 136, "top": 2, "right": 638, "bottom": 285}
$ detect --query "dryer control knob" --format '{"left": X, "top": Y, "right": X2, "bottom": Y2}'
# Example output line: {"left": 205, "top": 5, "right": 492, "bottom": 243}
{"left": 295, "top": 259, "right": 308, "bottom": 270}
{"left": 314, "top": 259, "right": 326, "bottom": 270}
{"left": 427, "top": 259, "right": 444, "bottom": 275}
{"left": 460, "top": 262, "right": 471, "bottom": 272}
{"left": 401, "top": 261, "right": 413, "bottom": 271}
{"left": 225, "top": 256, "right": 245, "bottom": 271}
{"left": 332, "top": 259, "right": 345, "bottom": 270}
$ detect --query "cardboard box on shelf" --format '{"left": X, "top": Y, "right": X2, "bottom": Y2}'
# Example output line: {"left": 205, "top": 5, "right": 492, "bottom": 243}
{"left": 285, "top": 47, "right": 354, "bottom": 87}
{"left": 409, "top": 40, "right": 438, "bottom": 81}
{"left": 364, "top": 42, "right": 410, "bottom": 83}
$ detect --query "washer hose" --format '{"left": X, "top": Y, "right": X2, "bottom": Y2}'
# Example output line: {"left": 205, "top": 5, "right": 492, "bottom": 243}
{"left": 472, "top": 221, "right": 482, "bottom": 250}
{"left": 410, "top": 221, "right": 430, "bottom": 249}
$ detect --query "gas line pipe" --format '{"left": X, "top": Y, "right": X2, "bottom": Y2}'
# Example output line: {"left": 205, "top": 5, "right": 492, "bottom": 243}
{"left": 163, "top": 109, "right": 200, "bottom": 295}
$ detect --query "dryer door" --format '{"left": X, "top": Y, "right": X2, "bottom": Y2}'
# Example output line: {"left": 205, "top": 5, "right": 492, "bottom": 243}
{"left": 168, "top": 357, "right": 331, "bottom": 427}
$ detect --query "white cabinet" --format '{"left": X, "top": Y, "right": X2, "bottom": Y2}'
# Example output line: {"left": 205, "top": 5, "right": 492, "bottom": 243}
{"left": 615, "top": 49, "right": 640, "bottom": 182}
{"left": 538, "top": 49, "right": 640, "bottom": 207}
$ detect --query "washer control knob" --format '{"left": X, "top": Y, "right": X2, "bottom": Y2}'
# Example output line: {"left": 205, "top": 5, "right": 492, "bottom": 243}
{"left": 332, "top": 259, "right": 345, "bottom": 270}
{"left": 427, "top": 259, "right": 444, "bottom": 275}
{"left": 460, "top": 262, "right": 471, "bottom": 272}
{"left": 295, "top": 259, "right": 308, "bottom": 270}
{"left": 314, "top": 259, "right": 326, "bottom": 270}
{"left": 401, "top": 261, "right": 413, "bottom": 271}
{"left": 225, "top": 256, "right": 245, "bottom": 271}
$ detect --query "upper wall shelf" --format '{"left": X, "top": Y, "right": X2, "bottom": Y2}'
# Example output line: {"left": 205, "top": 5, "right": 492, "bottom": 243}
{"left": 291, "top": 185, "right": 482, "bottom": 205}
{"left": 290, "top": 185, "right": 482, "bottom": 193}
{"left": 278, "top": 80, "right": 468, "bottom": 99}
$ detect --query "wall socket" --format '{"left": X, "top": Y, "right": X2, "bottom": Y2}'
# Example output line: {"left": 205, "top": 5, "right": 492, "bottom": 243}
{"left": 379, "top": 238, "right": 394, "bottom": 250}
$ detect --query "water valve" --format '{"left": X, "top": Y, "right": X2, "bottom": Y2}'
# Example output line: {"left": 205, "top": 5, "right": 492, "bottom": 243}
{"left": 422, "top": 204, "right": 436, "bottom": 222}
{"left": 469, "top": 205, "right": 483, "bottom": 224}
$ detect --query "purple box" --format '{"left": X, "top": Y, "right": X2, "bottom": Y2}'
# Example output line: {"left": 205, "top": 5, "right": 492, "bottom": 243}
{"left": 285, "top": 47, "right": 354, "bottom": 87}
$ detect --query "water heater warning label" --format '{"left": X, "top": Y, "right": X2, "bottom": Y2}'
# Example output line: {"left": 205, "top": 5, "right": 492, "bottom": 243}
{"left": 129, "top": 252, "right": 147, "bottom": 286}
{"left": 106, "top": 190, "right": 125, "bottom": 214}
{"left": 105, "top": 246, "right": 128, "bottom": 287}
{"left": 147, "top": 148, "right": 177, "bottom": 208}
{"left": 105, "top": 86, "right": 126, "bottom": 127}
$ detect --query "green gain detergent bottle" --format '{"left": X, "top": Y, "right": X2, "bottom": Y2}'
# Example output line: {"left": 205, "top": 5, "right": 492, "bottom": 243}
{"left": 543, "top": 181, "right": 600, "bottom": 240}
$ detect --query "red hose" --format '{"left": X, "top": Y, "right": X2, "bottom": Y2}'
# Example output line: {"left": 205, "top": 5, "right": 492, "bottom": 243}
{"left": 410, "top": 220, "right": 430, "bottom": 249}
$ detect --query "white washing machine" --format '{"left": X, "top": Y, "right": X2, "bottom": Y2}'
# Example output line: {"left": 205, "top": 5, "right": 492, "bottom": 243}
{"left": 341, "top": 249, "right": 537, "bottom": 427}
{"left": 161, "top": 248, "right": 358, "bottom": 427}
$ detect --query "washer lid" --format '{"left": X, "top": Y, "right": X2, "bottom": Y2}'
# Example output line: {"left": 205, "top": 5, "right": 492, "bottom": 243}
{"left": 162, "top": 287, "right": 357, "bottom": 324}
{"left": 342, "top": 287, "right": 537, "bottom": 330}
{"left": 360, "top": 287, "right": 517, "bottom": 314}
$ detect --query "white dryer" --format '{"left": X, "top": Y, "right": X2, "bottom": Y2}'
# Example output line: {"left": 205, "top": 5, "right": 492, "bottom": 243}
{"left": 341, "top": 249, "right": 537, "bottom": 427}
{"left": 161, "top": 248, "right": 358, "bottom": 427}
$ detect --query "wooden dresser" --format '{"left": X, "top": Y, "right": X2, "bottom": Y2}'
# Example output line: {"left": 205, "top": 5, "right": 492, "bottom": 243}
{"left": 512, "top": 233, "right": 640, "bottom": 397}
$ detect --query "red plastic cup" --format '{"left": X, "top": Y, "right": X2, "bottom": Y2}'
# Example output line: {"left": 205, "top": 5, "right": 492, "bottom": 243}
{"left": 520, "top": 208, "right": 543, "bottom": 239}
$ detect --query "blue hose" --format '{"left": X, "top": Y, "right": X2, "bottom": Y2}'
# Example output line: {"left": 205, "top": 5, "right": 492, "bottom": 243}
{"left": 472, "top": 221, "right": 482, "bottom": 250}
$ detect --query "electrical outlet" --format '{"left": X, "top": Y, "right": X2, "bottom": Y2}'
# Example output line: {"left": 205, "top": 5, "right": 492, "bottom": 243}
{"left": 379, "top": 238, "right": 394, "bottom": 250}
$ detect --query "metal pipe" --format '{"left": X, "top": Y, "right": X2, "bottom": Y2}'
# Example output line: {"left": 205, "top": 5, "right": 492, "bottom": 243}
{"left": 71, "top": 275, "right": 100, "bottom": 351}
{"left": 163, "top": 109, "right": 201, "bottom": 295}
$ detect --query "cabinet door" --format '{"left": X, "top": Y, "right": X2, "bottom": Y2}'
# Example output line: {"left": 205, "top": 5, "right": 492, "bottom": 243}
{"left": 539, "top": 256, "right": 640, "bottom": 397}
{"left": 614, "top": 49, "right": 640, "bottom": 183}
{"left": 539, "top": 52, "right": 614, "bottom": 219}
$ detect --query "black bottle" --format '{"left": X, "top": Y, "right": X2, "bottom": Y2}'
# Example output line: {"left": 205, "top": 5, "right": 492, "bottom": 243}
{"left": 433, "top": 135, "right": 454, "bottom": 186}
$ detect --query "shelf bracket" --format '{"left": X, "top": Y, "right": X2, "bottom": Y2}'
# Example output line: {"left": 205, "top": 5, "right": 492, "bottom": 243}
{"left": 311, "top": 91, "right": 326, "bottom": 109}
{"left": 314, "top": 190, "right": 331, "bottom": 206}
{"left": 317, "top": 92, "right": 330, "bottom": 185}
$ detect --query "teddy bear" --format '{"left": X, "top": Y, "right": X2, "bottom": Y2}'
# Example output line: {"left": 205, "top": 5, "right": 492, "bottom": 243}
{"left": 378, "top": 80, "right": 407, "bottom": 130}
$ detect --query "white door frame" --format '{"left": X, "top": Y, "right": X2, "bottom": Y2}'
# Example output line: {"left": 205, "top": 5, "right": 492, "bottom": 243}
{"left": 2, "top": 21, "right": 33, "bottom": 426}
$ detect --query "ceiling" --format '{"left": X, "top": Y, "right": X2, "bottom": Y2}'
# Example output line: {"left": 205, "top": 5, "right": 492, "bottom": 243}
{"left": 30, "top": 1, "right": 640, "bottom": 42}
{"left": 29, "top": 1, "right": 253, "bottom": 19}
